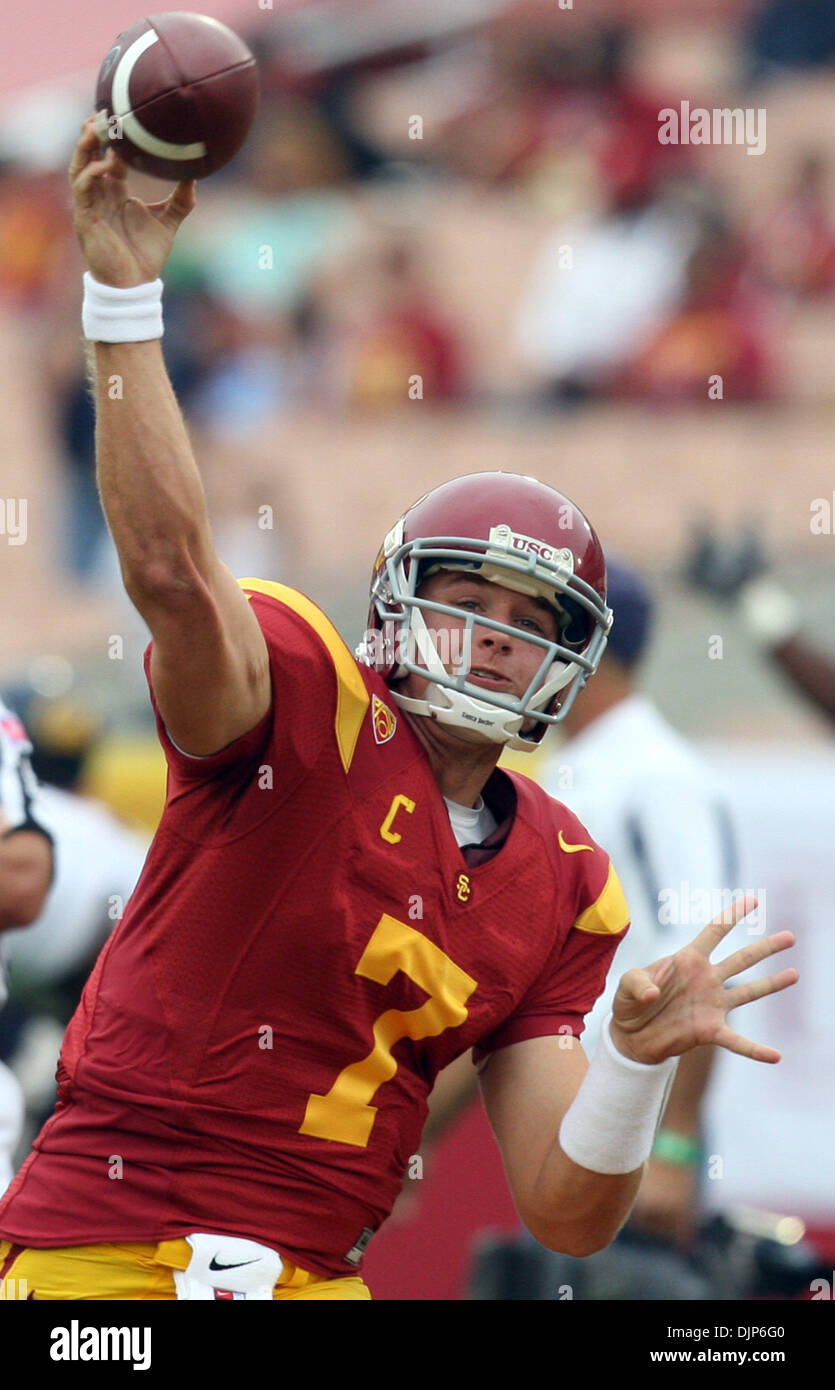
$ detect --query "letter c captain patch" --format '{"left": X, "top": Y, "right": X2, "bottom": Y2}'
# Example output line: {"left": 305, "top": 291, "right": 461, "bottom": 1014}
{"left": 372, "top": 694, "right": 397, "bottom": 745}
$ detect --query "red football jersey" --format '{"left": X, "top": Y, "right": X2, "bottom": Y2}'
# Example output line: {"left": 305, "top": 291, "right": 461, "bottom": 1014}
{"left": 0, "top": 582, "right": 629, "bottom": 1279}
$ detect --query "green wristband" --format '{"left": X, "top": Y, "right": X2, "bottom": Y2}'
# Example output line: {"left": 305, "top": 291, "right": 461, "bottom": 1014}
{"left": 651, "top": 1128, "right": 702, "bottom": 1168}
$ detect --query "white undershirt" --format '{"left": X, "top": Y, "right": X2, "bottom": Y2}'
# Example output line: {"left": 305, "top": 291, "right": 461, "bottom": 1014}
{"left": 443, "top": 795, "right": 498, "bottom": 848}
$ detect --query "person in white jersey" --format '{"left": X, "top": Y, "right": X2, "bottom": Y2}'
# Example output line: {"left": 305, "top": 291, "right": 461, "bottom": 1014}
{"left": 0, "top": 700, "right": 53, "bottom": 1193}
{"left": 542, "top": 560, "right": 740, "bottom": 1249}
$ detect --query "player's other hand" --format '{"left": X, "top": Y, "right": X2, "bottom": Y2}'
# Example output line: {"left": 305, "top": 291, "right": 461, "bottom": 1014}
{"left": 69, "top": 114, "right": 195, "bottom": 288}
{"left": 609, "top": 896, "right": 797, "bottom": 1066}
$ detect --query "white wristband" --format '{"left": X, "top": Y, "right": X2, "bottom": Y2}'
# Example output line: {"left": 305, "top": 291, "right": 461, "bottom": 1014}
{"left": 558, "top": 1015, "right": 677, "bottom": 1174}
{"left": 82, "top": 272, "right": 163, "bottom": 342}
{"left": 738, "top": 576, "right": 799, "bottom": 649}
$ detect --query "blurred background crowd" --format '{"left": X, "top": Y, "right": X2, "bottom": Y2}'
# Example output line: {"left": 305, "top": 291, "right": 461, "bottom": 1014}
{"left": 0, "top": 0, "right": 834, "bottom": 1300}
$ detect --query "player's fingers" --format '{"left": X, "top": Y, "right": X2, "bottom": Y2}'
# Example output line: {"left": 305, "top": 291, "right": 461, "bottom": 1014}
{"left": 618, "top": 967, "right": 661, "bottom": 1005}
{"left": 690, "top": 895, "right": 759, "bottom": 958}
{"left": 712, "top": 1022, "right": 781, "bottom": 1064}
{"left": 724, "top": 966, "right": 799, "bottom": 1011}
{"left": 84, "top": 144, "right": 130, "bottom": 184}
{"left": 156, "top": 180, "right": 197, "bottom": 231}
{"left": 73, "top": 147, "right": 130, "bottom": 210}
{"left": 69, "top": 115, "right": 105, "bottom": 184}
{"left": 73, "top": 159, "right": 113, "bottom": 207}
{"left": 716, "top": 930, "right": 795, "bottom": 983}
{"left": 103, "top": 145, "right": 131, "bottom": 181}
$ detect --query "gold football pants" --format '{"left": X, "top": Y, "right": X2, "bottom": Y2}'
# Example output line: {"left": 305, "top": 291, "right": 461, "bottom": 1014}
{"left": 0, "top": 1238, "right": 371, "bottom": 1300}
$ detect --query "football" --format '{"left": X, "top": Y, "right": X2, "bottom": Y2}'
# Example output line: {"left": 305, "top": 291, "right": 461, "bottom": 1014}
{"left": 94, "top": 11, "right": 259, "bottom": 181}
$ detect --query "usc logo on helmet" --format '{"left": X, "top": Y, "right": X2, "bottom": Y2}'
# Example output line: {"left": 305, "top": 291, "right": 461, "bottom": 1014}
{"left": 488, "top": 524, "right": 575, "bottom": 572}
{"left": 372, "top": 694, "right": 397, "bottom": 745}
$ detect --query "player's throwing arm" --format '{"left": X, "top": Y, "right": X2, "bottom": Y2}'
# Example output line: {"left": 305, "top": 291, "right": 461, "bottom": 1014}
{"left": 69, "top": 119, "right": 270, "bottom": 757}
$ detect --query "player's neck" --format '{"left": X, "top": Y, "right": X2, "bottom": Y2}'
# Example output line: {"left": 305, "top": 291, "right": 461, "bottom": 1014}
{"left": 403, "top": 711, "right": 501, "bottom": 807}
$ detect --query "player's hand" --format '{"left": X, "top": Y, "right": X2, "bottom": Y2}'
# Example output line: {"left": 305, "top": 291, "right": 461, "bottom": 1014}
{"left": 69, "top": 114, "right": 195, "bottom": 288}
{"left": 609, "top": 896, "right": 797, "bottom": 1066}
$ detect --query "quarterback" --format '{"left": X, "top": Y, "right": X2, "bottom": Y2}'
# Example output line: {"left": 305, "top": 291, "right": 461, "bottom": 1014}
{"left": 0, "top": 121, "right": 797, "bottom": 1301}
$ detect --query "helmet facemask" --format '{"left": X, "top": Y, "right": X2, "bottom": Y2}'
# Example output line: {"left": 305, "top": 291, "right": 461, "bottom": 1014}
{"left": 358, "top": 522, "right": 612, "bottom": 751}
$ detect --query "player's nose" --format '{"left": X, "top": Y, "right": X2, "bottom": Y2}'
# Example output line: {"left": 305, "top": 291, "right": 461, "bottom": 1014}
{"left": 473, "top": 623, "right": 513, "bottom": 653}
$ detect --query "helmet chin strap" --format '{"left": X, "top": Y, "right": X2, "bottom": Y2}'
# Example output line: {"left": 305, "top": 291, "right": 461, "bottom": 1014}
{"left": 391, "top": 682, "right": 523, "bottom": 745}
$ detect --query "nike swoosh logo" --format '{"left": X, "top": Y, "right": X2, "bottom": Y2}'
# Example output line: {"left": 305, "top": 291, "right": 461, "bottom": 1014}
{"left": 209, "top": 1257, "right": 260, "bottom": 1272}
{"left": 558, "top": 830, "right": 594, "bottom": 854}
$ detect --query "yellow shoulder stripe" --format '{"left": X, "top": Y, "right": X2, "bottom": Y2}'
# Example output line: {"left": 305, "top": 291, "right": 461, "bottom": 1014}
{"left": 239, "top": 578, "right": 370, "bottom": 774}
{"left": 574, "top": 862, "right": 630, "bottom": 936}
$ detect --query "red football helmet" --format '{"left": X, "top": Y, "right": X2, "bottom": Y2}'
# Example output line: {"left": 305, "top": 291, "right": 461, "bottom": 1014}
{"left": 357, "top": 472, "right": 611, "bottom": 750}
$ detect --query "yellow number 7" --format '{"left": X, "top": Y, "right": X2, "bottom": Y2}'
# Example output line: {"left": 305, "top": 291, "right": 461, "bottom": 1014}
{"left": 300, "top": 913, "right": 478, "bottom": 1147}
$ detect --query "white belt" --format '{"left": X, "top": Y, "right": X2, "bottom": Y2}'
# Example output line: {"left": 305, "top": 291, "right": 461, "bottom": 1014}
{"left": 173, "top": 1234, "right": 284, "bottom": 1301}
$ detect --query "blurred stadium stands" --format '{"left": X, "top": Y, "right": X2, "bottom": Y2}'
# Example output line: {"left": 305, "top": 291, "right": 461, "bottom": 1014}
{"left": 2, "top": 1, "right": 834, "bottom": 718}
